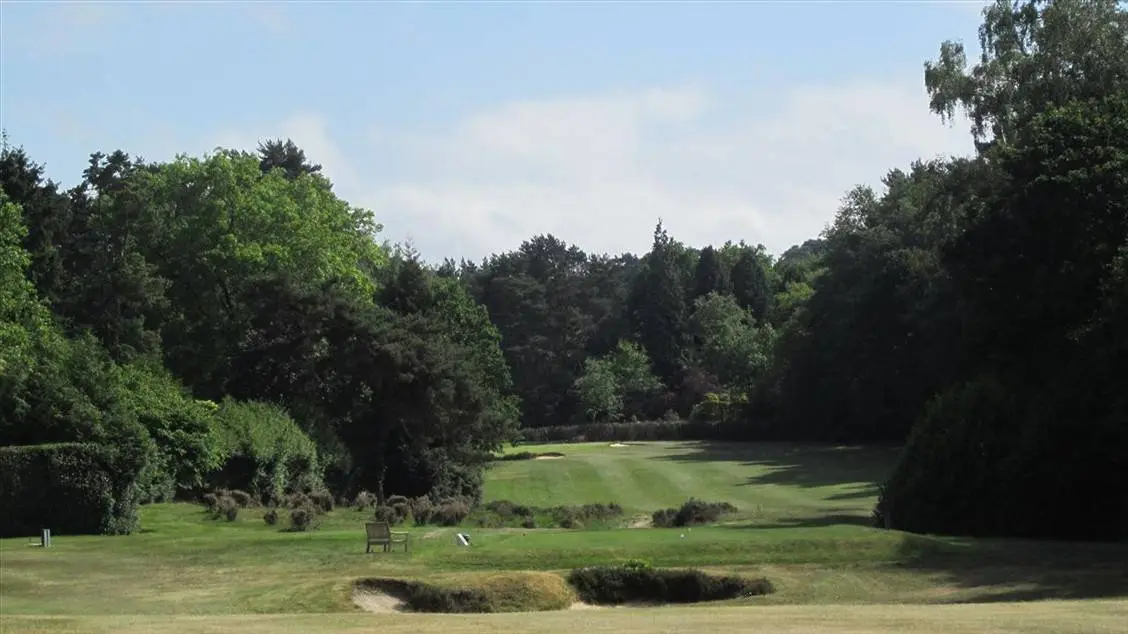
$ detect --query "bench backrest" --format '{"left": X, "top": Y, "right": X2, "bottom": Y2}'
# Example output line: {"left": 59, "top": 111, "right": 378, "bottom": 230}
{"left": 366, "top": 521, "right": 391, "bottom": 540}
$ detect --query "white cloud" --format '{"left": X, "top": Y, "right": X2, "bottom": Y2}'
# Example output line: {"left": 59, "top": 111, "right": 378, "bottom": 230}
{"left": 199, "top": 78, "right": 975, "bottom": 263}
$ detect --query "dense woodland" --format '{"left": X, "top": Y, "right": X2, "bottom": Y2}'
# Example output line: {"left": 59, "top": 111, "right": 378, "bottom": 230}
{"left": 1, "top": 0, "right": 1125, "bottom": 542}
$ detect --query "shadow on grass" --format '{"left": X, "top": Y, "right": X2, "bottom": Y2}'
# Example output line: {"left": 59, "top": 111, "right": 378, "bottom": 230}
{"left": 748, "top": 514, "right": 875, "bottom": 529}
{"left": 895, "top": 532, "right": 1128, "bottom": 603}
{"left": 654, "top": 441, "right": 901, "bottom": 489}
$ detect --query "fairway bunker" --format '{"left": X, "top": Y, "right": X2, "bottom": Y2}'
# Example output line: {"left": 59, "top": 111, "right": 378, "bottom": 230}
{"left": 352, "top": 567, "right": 774, "bottom": 614}
{"left": 353, "top": 572, "right": 576, "bottom": 614}
{"left": 609, "top": 442, "right": 630, "bottom": 447}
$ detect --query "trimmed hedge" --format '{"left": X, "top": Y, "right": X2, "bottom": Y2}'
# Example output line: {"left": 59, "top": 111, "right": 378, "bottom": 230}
{"left": 0, "top": 442, "right": 143, "bottom": 537}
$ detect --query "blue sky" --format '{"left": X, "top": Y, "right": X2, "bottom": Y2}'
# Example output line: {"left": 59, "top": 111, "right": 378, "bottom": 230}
{"left": 1, "top": 1, "right": 987, "bottom": 262}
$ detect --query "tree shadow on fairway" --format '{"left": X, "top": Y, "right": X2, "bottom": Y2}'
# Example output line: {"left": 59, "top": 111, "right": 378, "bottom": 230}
{"left": 894, "top": 532, "right": 1128, "bottom": 603}
{"left": 654, "top": 441, "right": 901, "bottom": 489}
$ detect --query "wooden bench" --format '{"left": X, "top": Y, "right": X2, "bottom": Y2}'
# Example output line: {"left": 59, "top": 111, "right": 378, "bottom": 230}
{"left": 365, "top": 521, "right": 409, "bottom": 553}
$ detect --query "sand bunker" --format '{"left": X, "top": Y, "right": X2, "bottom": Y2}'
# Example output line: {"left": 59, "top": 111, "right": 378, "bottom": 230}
{"left": 609, "top": 443, "right": 629, "bottom": 448}
{"left": 352, "top": 588, "right": 405, "bottom": 614}
{"left": 534, "top": 455, "right": 564, "bottom": 460}
{"left": 352, "top": 588, "right": 605, "bottom": 614}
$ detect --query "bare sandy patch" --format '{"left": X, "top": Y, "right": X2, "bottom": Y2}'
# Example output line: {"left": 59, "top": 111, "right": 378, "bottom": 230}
{"left": 569, "top": 601, "right": 604, "bottom": 610}
{"left": 609, "top": 443, "right": 629, "bottom": 448}
{"left": 534, "top": 455, "right": 564, "bottom": 460}
{"left": 352, "top": 588, "right": 405, "bottom": 614}
{"left": 628, "top": 515, "right": 653, "bottom": 528}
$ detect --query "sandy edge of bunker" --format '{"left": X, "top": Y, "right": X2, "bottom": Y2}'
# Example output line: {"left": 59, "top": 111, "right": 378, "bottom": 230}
{"left": 351, "top": 587, "right": 609, "bottom": 614}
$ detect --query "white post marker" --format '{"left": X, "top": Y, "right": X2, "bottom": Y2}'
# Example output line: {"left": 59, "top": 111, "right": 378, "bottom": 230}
{"left": 455, "top": 532, "right": 471, "bottom": 547}
{"left": 42, "top": 528, "right": 51, "bottom": 548}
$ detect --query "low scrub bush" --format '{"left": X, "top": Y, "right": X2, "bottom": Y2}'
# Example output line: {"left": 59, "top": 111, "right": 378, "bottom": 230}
{"left": 553, "top": 503, "right": 623, "bottom": 529}
{"left": 308, "top": 490, "right": 334, "bottom": 513}
{"left": 652, "top": 498, "right": 738, "bottom": 527}
{"left": 567, "top": 564, "right": 773, "bottom": 605}
{"left": 435, "top": 498, "right": 471, "bottom": 526}
{"left": 470, "top": 500, "right": 623, "bottom": 529}
{"left": 263, "top": 509, "right": 279, "bottom": 526}
{"left": 289, "top": 506, "right": 318, "bottom": 532}
{"left": 283, "top": 492, "right": 311, "bottom": 509}
{"left": 353, "top": 490, "right": 377, "bottom": 509}
{"left": 373, "top": 505, "right": 404, "bottom": 525}
{"left": 408, "top": 496, "right": 434, "bottom": 525}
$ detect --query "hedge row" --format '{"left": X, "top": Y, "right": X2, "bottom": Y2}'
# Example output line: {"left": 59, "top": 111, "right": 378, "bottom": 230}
{"left": 0, "top": 442, "right": 143, "bottom": 537}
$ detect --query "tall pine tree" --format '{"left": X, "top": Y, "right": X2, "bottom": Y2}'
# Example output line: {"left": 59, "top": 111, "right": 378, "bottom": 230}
{"left": 732, "top": 251, "right": 771, "bottom": 321}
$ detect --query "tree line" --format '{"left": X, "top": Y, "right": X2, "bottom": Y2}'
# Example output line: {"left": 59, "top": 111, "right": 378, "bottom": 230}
{"left": 2, "top": 0, "right": 1125, "bottom": 542}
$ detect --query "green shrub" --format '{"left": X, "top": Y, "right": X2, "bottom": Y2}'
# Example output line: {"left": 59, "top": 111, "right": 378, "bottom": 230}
{"left": 289, "top": 506, "right": 317, "bottom": 532}
{"left": 222, "top": 499, "right": 239, "bottom": 521}
{"left": 652, "top": 508, "right": 677, "bottom": 528}
{"left": 354, "top": 490, "right": 377, "bottom": 509}
{"left": 652, "top": 499, "right": 738, "bottom": 527}
{"left": 471, "top": 500, "right": 624, "bottom": 529}
{"left": 373, "top": 505, "right": 402, "bottom": 525}
{"left": 284, "top": 492, "right": 312, "bottom": 510}
{"left": 263, "top": 509, "right": 279, "bottom": 526}
{"left": 553, "top": 503, "right": 623, "bottom": 528}
{"left": 208, "top": 398, "right": 322, "bottom": 503}
{"left": 225, "top": 489, "right": 255, "bottom": 508}
{"left": 0, "top": 443, "right": 144, "bottom": 537}
{"left": 308, "top": 490, "right": 334, "bottom": 513}
{"left": 875, "top": 375, "right": 1023, "bottom": 537}
{"left": 116, "top": 364, "right": 219, "bottom": 502}
{"left": 566, "top": 565, "right": 773, "bottom": 605}
{"left": 435, "top": 499, "right": 471, "bottom": 526}
{"left": 409, "top": 496, "right": 434, "bottom": 525}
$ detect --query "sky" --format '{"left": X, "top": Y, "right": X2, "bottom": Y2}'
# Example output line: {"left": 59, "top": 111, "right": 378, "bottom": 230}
{"left": 1, "top": 0, "right": 988, "bottom": 263}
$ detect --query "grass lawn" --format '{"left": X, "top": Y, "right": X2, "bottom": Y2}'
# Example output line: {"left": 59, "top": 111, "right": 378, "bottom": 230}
{"left": 485, "top": 440, "right": 899, "bottom": 523}
{"left": 3, "top": 441, "right": 1126, "bottom": 633}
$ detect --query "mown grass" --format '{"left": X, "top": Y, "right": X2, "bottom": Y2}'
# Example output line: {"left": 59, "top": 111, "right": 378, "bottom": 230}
{"left": 2, "top": 441, "right": 1127, "bottom": 633}
{"left": 5, "top": 601, "right": 1128, "bottom": 634}
{"left": 485, "top": 441, "right": 898, "bottom": 523}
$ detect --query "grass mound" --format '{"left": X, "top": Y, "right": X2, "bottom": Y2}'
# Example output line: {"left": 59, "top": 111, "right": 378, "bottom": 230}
{"left": 354, "top": 572, "right": 576, "bottom": 613}
{"left": 567, "top": 561, "right": 774, "bottom": 605}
